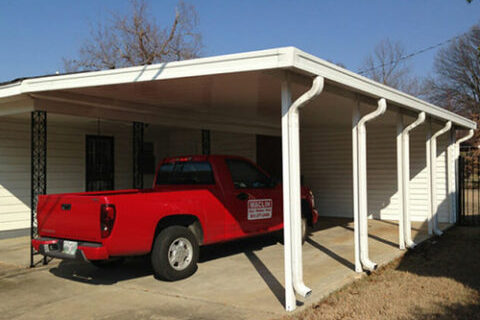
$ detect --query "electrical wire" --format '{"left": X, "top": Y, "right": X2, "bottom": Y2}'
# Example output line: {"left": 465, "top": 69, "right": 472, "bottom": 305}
{"left": 358, "top": 32, "right": 466, "bottom": 75}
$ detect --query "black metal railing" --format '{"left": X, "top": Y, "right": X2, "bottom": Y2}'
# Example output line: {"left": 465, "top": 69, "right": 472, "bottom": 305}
{"left": 458, "top": 154, "right": 480, "bottom": 226}
{"left": 31, "top": 111, "right": 47, "bottom": 267}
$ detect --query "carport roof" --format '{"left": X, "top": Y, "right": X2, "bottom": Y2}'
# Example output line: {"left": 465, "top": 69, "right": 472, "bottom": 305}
{"left": 0, "top": 47, "right": 476, "bottom": 129}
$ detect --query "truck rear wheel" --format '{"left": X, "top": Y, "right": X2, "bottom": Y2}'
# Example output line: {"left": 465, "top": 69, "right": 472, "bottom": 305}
{"left": 151, "top": 226, "right": 199, "bottom": 281}
{"left": 276, "top": 217, "right": 308, "bottom": 245}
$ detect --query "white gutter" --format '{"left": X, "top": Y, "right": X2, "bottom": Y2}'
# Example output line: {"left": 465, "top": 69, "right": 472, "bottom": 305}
{"left": 288, "top": 76, "right": 324, "bottom": 298}
{"left": 356, "top": 98, "right": 387, "bottom": 271}
{"left": 429, "top": 121, "right": 452, "bottom": 236}
{"left": 281, "top": 75, "right": 324, "bottom": 311}
{"left": 454, "top": 129, "right": 474, "bottom": 223}
{"left": 402, "top": 112, "right": 426, "bottom": 248}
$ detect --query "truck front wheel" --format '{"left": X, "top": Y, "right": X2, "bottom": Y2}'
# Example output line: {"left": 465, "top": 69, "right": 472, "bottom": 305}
{"left": 151, "top": 226, "right": 199, "bottom": 281}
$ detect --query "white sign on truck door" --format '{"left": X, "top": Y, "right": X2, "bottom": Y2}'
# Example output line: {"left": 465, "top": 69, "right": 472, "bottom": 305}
{"left": 247, "top": 199, "right": 272, "bottom": 220}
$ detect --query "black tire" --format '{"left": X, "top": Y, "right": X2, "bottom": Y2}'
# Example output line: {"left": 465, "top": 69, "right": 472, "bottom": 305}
{"left": 151, "top": 226, "right": 199, "bottom": 281}
{"left": 276, "top": 217, "right": 308, "bottom": 245}
{"left": 90, "top": 258, "right": 124, "bottom": 268}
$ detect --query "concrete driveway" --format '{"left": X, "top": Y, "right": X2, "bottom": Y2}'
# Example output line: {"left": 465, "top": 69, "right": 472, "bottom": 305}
{"left": 0, "top": 218, "right": 441, "bottom": 320}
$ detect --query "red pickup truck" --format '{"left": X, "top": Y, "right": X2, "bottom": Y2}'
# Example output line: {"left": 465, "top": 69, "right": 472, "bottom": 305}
{"left": 32, "top": 155, "right": 318, "bottom": 281}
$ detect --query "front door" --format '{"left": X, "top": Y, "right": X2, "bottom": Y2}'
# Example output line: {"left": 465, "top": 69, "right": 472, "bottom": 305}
{"left": 86, "top": 135, "right": 114, "bottom": 191}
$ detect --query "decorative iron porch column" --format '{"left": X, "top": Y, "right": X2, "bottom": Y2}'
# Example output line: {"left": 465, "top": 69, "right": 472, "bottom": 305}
{"left": 202, "top": 129, "right": 211, "bottom": 155}
{"left": 133, "top": 122, "right": 144, "bottom": 189}
{"left": 31, "top": 111, "right": 47, "bottom": 267}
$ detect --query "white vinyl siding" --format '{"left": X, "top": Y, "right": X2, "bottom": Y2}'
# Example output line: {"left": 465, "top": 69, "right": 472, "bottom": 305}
{"left": 300, "top": 124, "right": 450, "bottom": 222}
{"left": 0, "top": 116, "right": 133, "bottom": 232}
{"left": 0, "top": 117, "right": 30, "bottom": 231}
{"left": 0, "top": 114, "right": 452, "bottom": 233}
{"left": 144, "top": 126, "right": 202, "bottom": 186}
{"left": 301, "top": 126, "right": 353, "bottom": 218}
{"left": 211, "top": 131, "right": 256, "bottom": 162}
{"left": 47, "top": 119, "right": 132, "bottom": 193}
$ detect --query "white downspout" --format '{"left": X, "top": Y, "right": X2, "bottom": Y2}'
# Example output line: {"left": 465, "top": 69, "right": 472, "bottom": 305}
{"left": 288, "top": 76, "right": 324, "bottom": 299}
{"left": 357, "top": 98, "right": 387, "bottom": 271}
{"left": 352, "top": 102, "right": 362, "bottom": 272}
{"left": 447, "top": 130, "right": 456, "bottom": 224}
{"left": 281, "top": 80, "right": 296, "bottom": 311}
{"left": 281, "top": 75, "right": 324, "bottom": 311}
{"left": 430, "top": 121, "right": 452, "bottom": 236}
{"left": 402, "top": 112, "right": 426, "bottom": 248}
{"left": 396, "top": 113, "right": 405, "bottom": 250}
{"left": 454, "top": 129, "right": 474, "bottom": 223}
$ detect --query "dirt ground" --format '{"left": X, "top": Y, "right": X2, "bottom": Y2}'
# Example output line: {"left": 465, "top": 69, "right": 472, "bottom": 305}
{"left": 282, "top": 226, "right": 480, "bottom": 320}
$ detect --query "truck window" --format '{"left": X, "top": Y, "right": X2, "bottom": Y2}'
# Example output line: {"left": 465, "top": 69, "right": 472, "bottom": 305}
{"left": 225, "top": 159, "right": 272, "bottom": 189}
{"left": 156, "top": 161, "right": 215, "bottom": 185}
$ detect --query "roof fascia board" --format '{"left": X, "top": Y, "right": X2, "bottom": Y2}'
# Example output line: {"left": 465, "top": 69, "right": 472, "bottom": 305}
{"left": 18, "top": 48, "right": 293, "bottom": 94}
{"left": 291, "top": 48, "right": 476, "bottom": 130}
{"left": 0, "top": 82, "right": 23, "bottom": 99}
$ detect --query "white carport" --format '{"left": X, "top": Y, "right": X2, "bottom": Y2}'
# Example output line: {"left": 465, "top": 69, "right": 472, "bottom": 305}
{"left": 0, "top": 47, "right": 476, "bottom": 311}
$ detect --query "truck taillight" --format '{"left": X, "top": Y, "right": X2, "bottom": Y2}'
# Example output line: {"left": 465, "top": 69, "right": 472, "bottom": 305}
{"left": 100, "top": 204, "right": 116, "bottom": 238}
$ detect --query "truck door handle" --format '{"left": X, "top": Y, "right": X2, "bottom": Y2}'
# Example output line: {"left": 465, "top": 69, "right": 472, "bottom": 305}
{"left": 236, "top": 192, "right": 249, "bottom": 201}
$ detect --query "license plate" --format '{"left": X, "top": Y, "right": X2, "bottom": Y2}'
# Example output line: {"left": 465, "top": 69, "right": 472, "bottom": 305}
{"left": 62, "top": 240, "right": 78, "bottom": 255}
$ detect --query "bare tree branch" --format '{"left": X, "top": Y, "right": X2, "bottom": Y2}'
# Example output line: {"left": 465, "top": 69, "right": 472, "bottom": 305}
{"left": 360, "top": 39, "right": 420, "bottom": 96}
{"left": 63, "top": 0, "right": 202, "bottom": 72}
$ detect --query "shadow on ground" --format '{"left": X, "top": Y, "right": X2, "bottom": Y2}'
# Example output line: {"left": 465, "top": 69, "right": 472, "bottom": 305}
{"left": 49, "top": 233, "right": 281, "bottom": 285}
{"left": 395, "top": 226, "right": 480, "bottom": 320}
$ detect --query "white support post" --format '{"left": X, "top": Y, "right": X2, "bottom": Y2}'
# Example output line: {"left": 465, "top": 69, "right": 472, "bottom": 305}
{"left": 352, "top": 102, "right": 362, "bottom": 272}
{"left": 281, "top": 75, "right": 324, "bottom": 311}
{"left": 281, "top": 79, "right": 296, "bottom": 312}
{"left": 447, "top": 129, "right": 456, "bottom": 223}
{"left": 396, "top": 113, "right": 406, "bottom": 250}
{"left": 402, "top": 112, "right": 425, "bottom": 248}
{"left": 430, "top": 121, "right": 452, "bottom": 236}
{"left": 356, "top": 98, "right": 387, "bottom": 271}
{"left": 426, "top": 118, "right": 433, "bottom": 235}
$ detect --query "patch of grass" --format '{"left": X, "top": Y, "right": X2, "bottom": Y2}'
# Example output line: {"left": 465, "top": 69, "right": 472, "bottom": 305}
{"left": 281, "top": 227, "right": 480, "bottom": 320}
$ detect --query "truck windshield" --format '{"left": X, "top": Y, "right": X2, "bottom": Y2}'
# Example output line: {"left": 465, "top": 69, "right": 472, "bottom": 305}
{"left": 156, "top": 161, "right": 215, "bottom": 185}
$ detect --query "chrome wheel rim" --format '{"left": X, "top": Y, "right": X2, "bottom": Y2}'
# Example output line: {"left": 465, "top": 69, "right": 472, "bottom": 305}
{"left": 168, "top": 237, "right": 193, "bottom": 271}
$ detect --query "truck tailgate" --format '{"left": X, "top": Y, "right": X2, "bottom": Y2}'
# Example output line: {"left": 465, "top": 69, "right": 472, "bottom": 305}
{"left": 37, "top": 194, "right": 102, "bottom": 242}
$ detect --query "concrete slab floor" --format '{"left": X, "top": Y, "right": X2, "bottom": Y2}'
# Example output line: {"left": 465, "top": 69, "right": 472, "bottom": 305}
{"left": 0, "top": 218, "right": 449, "bottom": 320}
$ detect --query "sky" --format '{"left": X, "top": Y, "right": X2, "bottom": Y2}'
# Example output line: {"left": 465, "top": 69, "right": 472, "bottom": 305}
{"left": 0, "top": 0, "right": 479, "bottom": 83}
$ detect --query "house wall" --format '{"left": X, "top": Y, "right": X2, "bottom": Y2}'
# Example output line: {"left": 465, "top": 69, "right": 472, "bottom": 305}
{"left": 0, "top": 119, "right": 257, "bottom": 233}
{"left": 143, "top": 126, "right": 257, "bottom": 186}
{"left": 0, "top": 115, "right": 133, "bottom": 232}
{"left": 0, "top": 117, "right": 30, "bottom": 232}
{"left": 300, "top": 124, "right": 450, "bottom": 222}
{"left": 0, "top": 114, "right": 452, "bottom": 234}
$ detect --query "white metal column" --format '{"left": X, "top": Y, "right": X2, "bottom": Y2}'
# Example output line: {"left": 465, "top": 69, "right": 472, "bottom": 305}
{"left": 430, "top": 121, "right": 452, "bottom": 236}
{"left": 396, "top": 113, "right": 406, "bottom": 250}
{"left": 447, "top": 129, "right": 456, "bottom": 223}
{"left": 281, "top": 79, "right": 295, "bottom": 311}
{"left": 426, "top": 118, "right": 433, "bottom": 235}
{"left": 281, "top": 75, "right": 324, "bottom": 311}
{"left": 352, "top": 102, "right": 362, "bottom": 272}
{"left": 401, "top": 112, "right": 425, "bottom": 248}
{"left": 353, "top": 98, "right": 386, "bottom": 271}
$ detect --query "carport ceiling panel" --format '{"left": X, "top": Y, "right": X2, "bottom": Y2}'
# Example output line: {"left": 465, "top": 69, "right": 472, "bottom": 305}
{"left": 64, "top": 71, "right": 284, "bottom": 120}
